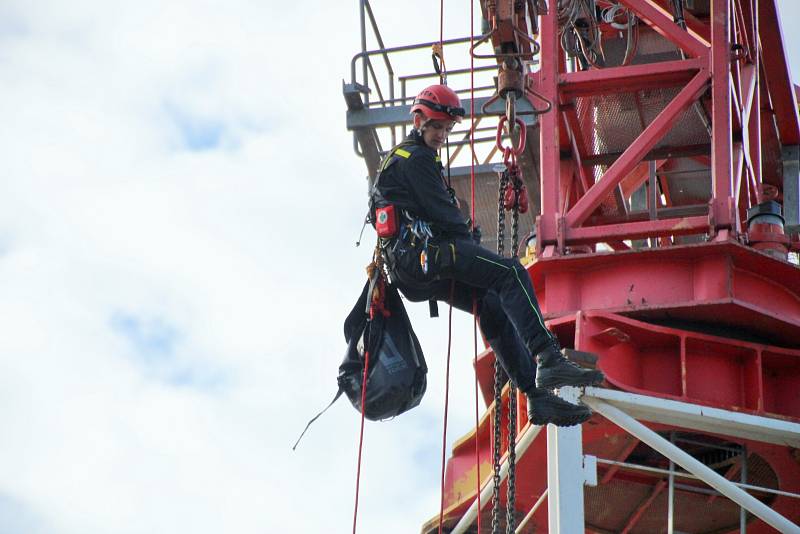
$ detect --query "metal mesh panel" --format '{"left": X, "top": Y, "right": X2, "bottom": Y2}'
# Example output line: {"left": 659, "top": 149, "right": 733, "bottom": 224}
{"left": 451, "top": 169, "right": 537, "bottom": 254}
{"left": 746, "top": 453, "right": 779, "bottom": 492}
{"left": 573, "top": 87, "right": 711, "bottom": 160}
{"left": 585, "top": 479, "right": 652, "bottom": 532}
{"left": 588, "top": 441, "right": 779, "bottom": 534}
{"left": 576, "top": 93, "right": 643, "bottom": 156}
{"left": 586, "top": 472, "right": 773, "bottom": 534}
{"left": 657, "top": 96, "right": 711, "bottom": 150}
{"left": 629, "top": 487, "right": 744, "bottom": 534}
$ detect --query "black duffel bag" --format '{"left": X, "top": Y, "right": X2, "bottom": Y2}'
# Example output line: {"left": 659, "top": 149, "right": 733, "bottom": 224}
{"left": 293, "top": 275, "right": 427, "bottom": 449}
{"left": 339, "top": 277, "right": 427, "bottom": 421}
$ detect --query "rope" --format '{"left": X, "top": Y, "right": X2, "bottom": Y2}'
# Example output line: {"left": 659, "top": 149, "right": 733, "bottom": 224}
{"left": 352, "top": 266, "right": 384, "bottom": 533}
{"left": 470, "top": 0, "right": 482, "bottom": 530}
{"left": 437, "top": 280, "right": 456, "bottom": 534}
{"left": 434, "top": 4, "right": 454, "bottom": 528}
{"left": 352, "top": 348, "right": 370, "bottom": 534}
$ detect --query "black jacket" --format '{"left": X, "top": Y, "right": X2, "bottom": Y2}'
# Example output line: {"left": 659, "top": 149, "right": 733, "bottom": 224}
{"left": 374, "top": 130, "right": 470, "bottom": 239}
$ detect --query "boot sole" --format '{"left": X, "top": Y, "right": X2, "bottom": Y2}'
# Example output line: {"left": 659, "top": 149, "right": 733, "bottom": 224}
{"left": 536, "top": 369, "right": 605, "bottom": 390}
{"left": 527, "top": 398, "right": 593, "bottom": 427}
{"left": 528, "top": 410, "right": 591, "bottom": 427}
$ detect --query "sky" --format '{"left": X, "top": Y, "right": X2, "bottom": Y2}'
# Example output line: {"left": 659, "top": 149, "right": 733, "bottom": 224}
{"left": 1, "top": 2, "right": 799, "bottom": 533}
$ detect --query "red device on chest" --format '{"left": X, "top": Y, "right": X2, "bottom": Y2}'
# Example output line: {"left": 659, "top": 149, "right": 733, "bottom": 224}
{"left": 375, "top": 205, "right": 398, "bottom": 238}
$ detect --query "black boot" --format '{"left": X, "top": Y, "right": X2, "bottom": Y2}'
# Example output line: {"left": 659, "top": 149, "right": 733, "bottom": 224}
{"left": 526, "top": 388, "right": 591, "bottom": 427}
{"left": 535, "top": 338, "right": 604, "bottom": 390}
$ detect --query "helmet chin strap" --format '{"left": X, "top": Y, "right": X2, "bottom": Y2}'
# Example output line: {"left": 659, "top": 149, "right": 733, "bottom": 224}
{"left": 413, "top": 112, "right": 431, "bottom": 132}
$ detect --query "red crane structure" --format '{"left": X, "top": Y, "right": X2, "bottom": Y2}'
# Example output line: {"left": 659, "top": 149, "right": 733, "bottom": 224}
{"left": 345, "top": 1, "right": 800, "bottom": 532}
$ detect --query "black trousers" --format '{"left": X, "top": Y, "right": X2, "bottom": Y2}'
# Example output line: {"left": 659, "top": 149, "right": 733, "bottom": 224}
{"left": 387, "top": 235, "right": 554, "bottom": 393}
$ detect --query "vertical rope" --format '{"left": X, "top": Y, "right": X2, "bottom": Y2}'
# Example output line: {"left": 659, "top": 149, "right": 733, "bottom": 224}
{"left": 438, "top": 280, "right": 456, "bottom": 533}
{"left": 436, "top": 3, "right": 453, "bottom": 531}
{"left": 352, "top": 348, "right": 371, "bottom": 534}
{"left": 469, "top": 0, "right": 482, "bottom": 531}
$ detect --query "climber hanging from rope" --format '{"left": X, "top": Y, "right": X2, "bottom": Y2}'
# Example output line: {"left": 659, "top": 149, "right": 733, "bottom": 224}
{"left": 370, "top": 84, "right": 604, "bottom": 427}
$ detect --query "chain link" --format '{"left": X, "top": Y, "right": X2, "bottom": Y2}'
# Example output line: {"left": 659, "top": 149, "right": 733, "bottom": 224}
{"left": 492, "top": 165, "right": 525, "bottom": 533}
{"left": 506, "top": 167, "right": 521, "bottom": 533}
{"left": 491, "top": 167, "right": 508, "bottom": 534}
{"left": 491, "top": 357, "right": 503, "bottom": 534}
{"left": 496, "top": 170, "right": 508, "bottom": 257}
{"left": 491, "top": 163, "right": 527, "bottom": 533}
{"left": 510, "top": 166, "right": 522, "bottom": 258}
{"left": 506, "top": 384, "right": 517, "bottom": 533}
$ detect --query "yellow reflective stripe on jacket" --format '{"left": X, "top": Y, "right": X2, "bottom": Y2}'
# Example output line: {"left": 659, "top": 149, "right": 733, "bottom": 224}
{"left": 378, "top": 144, "right": 414, "bottom": 172}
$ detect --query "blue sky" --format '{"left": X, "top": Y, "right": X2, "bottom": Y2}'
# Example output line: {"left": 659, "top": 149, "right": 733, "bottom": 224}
{"left": 0, "top": 1, "right": 798, "bottom": 533}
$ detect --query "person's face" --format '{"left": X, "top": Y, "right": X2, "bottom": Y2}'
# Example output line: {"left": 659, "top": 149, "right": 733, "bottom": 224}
{"left": 415, "top": 115, "right": 455, "bottom": 150}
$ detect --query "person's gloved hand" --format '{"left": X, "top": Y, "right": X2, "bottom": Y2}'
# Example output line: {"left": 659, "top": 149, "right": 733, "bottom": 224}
{"left": 472, "top": 224, "right": 482, "bottom": 245}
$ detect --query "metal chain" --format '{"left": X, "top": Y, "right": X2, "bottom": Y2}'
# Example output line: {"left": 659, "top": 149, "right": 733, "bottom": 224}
{"left": 506, "top": 384, "right": 517, "bottom": 533}
{"left": 492, "top": 166, "right": 524, "bottom": 533}
{"left": 491, "top": 168, "right": 508, "bottom": 534}
{"left": 491, "top": 357, "right": 503, "bottom": 534}
{"left": 496, "top": 169, "right": 508, "bottom": 257}
{"left": 506, "top": 168, "right": 522, "bottom": 533}
{"left": 510, "top": 168, "right": 522, "bottom": 258}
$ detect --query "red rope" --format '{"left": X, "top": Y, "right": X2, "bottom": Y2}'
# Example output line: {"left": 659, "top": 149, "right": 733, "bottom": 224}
{"left": 435, "top": 3, "right": 451, "bottom": 532}
{"left": 352, "top": 347, "right": 370, "bottom": 534}
{"left": 472, "top": 296, "right": 482, "bottom": 530}
{"left": 469, "top": 2, "right": 482, "bottom": 529}
{"left": 438, "top": 280, "right": 456, "bottom": 533}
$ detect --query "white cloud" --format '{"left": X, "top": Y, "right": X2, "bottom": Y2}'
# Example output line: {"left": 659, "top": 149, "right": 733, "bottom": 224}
{"left": 0, "top": 1, "right": 492, "bottom": 532}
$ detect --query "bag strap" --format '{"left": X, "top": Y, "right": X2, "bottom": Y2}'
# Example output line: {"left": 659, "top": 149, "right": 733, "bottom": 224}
{"left": 292, "top": 387, "right": 344, "bottom": 450}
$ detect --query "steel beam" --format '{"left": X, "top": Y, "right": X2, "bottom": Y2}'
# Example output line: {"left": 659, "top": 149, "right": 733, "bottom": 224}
{"left": 538, "top": 5, "right": 561, "bottom": 249}
{"left": 443, "top": 163, "right": 497, "bottom": 178}
{"left": 345, "top": 96, "right": 537, "bottom": 130}
{"left": 581, "top": 143, "right": 711, "bottom": 166}
{"left": 710, "top": 0, "right": 734, "bottom": 222}
{"left": 582, "top": 387, "right": 800, "bottom": 450}
{"left": 559, "top": 57, "right": 707, "bottom": 98}
{"left": 584, "top": 394, "right": 800, "bottom": 533}
{"left": 547, "top": 388, "right": 587, "bottom": 534}
{"left": 758, "top": 0, "right": 800, "bottom": 145}
{"left": 344, "top": 83, "right": 382, "bottom": 177}
{"left": 565, "top": 215, "right": 709, "bottom": 244}
{"left": 596, "top": 458, "right": 800, "bottom": 500}
{"left": 564, "top": 70, "right": 709, "bottom": 228}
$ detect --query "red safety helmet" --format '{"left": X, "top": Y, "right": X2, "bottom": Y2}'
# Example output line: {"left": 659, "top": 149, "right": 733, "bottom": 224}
{"left": 410, "top": 84, "right": 465, "bottom": 123}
